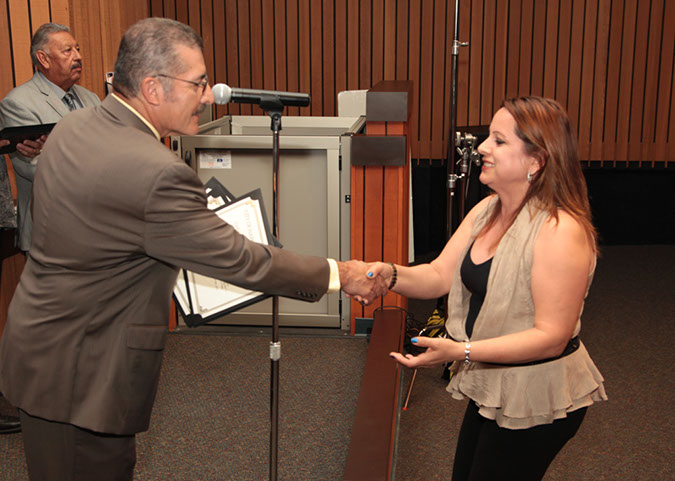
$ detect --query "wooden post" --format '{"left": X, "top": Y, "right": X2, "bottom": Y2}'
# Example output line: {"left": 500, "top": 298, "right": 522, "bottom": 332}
{"left": 350, "top": 81, "right": 412, "bottom": 334}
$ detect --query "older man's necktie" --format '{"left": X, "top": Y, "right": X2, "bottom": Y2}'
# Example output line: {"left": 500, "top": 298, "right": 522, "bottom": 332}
{"left": 63, "top": 92, "right": 77, "bottom": 111}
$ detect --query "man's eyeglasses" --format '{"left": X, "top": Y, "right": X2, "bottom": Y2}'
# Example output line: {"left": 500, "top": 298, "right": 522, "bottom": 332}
{"left": 155, "top": 74, "right": 209, "bottom": 94}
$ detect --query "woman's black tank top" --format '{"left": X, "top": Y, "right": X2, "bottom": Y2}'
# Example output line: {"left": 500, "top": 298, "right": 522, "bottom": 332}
{"left": 460, "top": 241, "right": 493, "bottom": 338}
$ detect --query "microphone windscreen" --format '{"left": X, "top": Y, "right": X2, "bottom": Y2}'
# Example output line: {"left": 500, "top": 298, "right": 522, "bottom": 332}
{"left": 212, "top": 84, "right": 231, "bottom": 104}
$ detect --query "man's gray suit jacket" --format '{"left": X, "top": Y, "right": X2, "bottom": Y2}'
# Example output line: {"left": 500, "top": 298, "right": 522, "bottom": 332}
{"left": 0, "top": 72, "right": 101, "bottom": 250}
{"left": 0, "top": 95, "right": 330, "bottom": 435}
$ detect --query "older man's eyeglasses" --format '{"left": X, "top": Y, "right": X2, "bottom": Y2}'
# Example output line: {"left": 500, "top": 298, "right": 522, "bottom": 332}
{"left": 155, "top": 74, "right": 209, "bottom": 94}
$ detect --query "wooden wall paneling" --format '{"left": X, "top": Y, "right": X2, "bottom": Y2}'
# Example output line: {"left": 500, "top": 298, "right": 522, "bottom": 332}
{"left": 322, "top": 0, "right": 335, "bottom": 116}
{"left": 468, "top": 0, "right": 482, "bottom": 125}
{"left": 589, "top": 0, "right": 611, "bottom": 162}
{"left": 213, "top": 0, "right": 228, "bottom": 119}
{"left": 97, "top": 1, "right": 125, "bottom": 95}
{"left": 418, "top": 0, "right": 433, "bottom": 159}
{"left": 71, "top": 0, "right": 104, "bottom": 99}
{"left": 492, "top": 0, "right": 508, "bottom": 111}
{"left": 347, "top": 0, "right": 359, "bottom": 91}
{"left": 567, "top": 0, "right": 585, "bottom": 134}
{"left": 530, "top": 0, "right": 546, "bottom": 97}
{"left": 7, "top": 2, "right": 33, "bottom": 86}
{"left": 249, "top": 0, "right": 264, "bottom": 116}
{"left": 310, "top": 0, "right": 323, "bottom": 116}
{"left": 383, "top": 0, "right": 397, "bottom": 81}
{"left": 616, "top": 0, "right": 638, "bottom": 162}
{"left": 236, "top": 0, "right": 252, "bottom": 115}
{"left": 50, "top": 0, "right": 70, "bottom": 26}
{"left": 641, "top": 0, "right": 664, "bottom": 164}
{"left": 655, "top": 0, "right": 675, "bottom": 163}
{"left": 555, "top": 0, "right": 572, "bottom": 111}
{"left": 0, "top": 1, "right": 14, "bottom": 98}
{"left": 505, "top": 0, "right": 522, "bottom": 101}
{"left": 188, "top": 0, "right": 200, "bottom": 31}
{"left": 442, "top": 1, "right": 454, "bottom": 158}
{"left": 273, "top": 0, "right": 287, "bottom": 92}
{"left": 517, "top": 0, "right": 533, "bottom": 97}
{"left": 150, "top": 0, "right": 163, "bottom": 16}
{"left": 395, "top": 0, "right": 409, "bottom": 82}
{"left": 225, "top": 0, "right": 241, "bottom": 115}
{"left": 578, "top": 0, "right": 599, "bottom": 161}
{"left": 457, "top": 0, "right": 472, "bottom": 127}
{"left": 286, "top": 0, "right": 300, "bottom": 116}
{"left": 430, "top": 0, "right": 447, "bottom": 159}
{"left": 359, "top": 0, "right": 372, "bottom": 89}
{"left": 163, "top": 0, "right": 176, "bottom": 21}
{"left": 334, "top": 0, "right": 347, "bottom": 102}
{"left": 628, "top": 0, "right": 650, "bottom": 163}
{"left": 407, "top": 1, "right": 420, "bottom": 158}
{"left": 200, "top": 0, "right": 215, "bottom": 98}
{"left": 480, "top": 0, "right": 495, "bottom": 125}
{"left": 261, "top": 0, "right": 275, "bottom": 92}
{"left": 30, "top": 0, "right": 51, "bottom": 31}
{"left": 371, "top": 0, "right": 384, "bottom": 87}
{"left": 175, "top": 0, "right": 188, "bottom": 25}
{"left": 542, "top": 0, "right": 559, "bottom": 100}
{"left": 297, "top": 0, "right": 311, "bottom": 116}
{"left": 603, "top": 0, "right": 624, "bottom": 165}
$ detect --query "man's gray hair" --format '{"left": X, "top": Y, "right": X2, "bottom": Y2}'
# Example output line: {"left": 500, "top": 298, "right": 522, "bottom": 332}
{"left": 112, "top": 17, "right": 203, "bottom": 98}
{"left": 30, "top": 23, "right": 71, "bottom": 66}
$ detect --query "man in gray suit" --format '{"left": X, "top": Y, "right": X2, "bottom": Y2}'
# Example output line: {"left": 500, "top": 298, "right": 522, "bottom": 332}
{"left": 0, "top": 23, "right": 101, "bottom": 252}
{"left": 0, "top": 18, "right": 384, "bottom": 480}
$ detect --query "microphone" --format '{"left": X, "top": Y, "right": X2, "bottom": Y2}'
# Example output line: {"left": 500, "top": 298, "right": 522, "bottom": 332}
{"left": 212, "top": 83, "right": 310, "bottom": 108}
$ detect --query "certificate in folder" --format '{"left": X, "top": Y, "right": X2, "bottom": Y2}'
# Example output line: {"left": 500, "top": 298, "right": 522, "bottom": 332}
{"left": 173, "top": 187, "right": 278, "bottom": 327}
{"left": 0, "top": 123, "right": 56, "bottom": 155}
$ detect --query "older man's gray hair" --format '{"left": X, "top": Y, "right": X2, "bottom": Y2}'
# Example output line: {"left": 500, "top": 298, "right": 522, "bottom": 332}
{"left": 30, "top": 23, "right": 71, "bottom": 67}
{"left": 112, "top": 17, "right": 203, "bottom": 98}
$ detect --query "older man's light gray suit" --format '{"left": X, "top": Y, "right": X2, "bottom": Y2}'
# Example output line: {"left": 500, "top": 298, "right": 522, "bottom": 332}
{"left": 0, "top": 72, "right": 100, "bottom": 250}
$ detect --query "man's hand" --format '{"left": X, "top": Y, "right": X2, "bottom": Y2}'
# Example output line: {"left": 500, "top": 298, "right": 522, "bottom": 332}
{"left": 15, "top": 135, "right": 47, "bottom": 158}
{"left": 0, "top": 140, "right": 9, "bottom": 148}
{"left": 338, "top": 260, "right": 388, "bottom": 305}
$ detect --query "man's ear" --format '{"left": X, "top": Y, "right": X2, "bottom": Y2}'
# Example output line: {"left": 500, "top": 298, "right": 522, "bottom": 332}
{"left": 140, "top": 77, "right": 162, "bottom": 106}
{"left": 35, "top": 50, "right": 51, "bottom": 71}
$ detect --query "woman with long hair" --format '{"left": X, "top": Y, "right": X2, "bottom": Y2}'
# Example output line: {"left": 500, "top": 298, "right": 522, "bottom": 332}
{"left": 369, "top": 96, "right": 607, "bottom": 481}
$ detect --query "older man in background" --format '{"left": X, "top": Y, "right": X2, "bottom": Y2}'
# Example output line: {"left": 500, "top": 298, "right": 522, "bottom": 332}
{"left": 0, "top": 23, "right": 100, "bottom": 252}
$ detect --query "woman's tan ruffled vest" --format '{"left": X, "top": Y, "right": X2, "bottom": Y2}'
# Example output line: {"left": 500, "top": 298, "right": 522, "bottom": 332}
{"left": 445, "top": 197, "right": 607, "bottom": 429}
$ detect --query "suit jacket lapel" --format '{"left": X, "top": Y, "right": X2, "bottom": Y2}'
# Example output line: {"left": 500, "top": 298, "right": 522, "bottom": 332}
{"left": 31, "top": 73, "right": 71, "bottom": 118}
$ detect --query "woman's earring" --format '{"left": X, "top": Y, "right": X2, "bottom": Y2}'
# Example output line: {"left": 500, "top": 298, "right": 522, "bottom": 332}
{"left": 527, "top": 171, "right": 533, "bottom": 183}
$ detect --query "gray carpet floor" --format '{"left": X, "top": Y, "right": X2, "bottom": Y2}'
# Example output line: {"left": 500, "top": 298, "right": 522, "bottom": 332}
{"left": 1, "top": 245, "right": 674, "bottom": 480}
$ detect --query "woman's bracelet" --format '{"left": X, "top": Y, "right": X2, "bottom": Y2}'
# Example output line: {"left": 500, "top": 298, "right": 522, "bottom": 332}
{"left": 387, "top": 262, "right": 397, "bottom": 290}
{"left": 464, "top": 342, "right": 471, "bottom": 365}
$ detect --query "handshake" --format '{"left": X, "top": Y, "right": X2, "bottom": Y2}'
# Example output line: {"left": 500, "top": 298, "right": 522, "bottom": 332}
{"left": 337, "top": 260, "right": 395, "bottom": 306}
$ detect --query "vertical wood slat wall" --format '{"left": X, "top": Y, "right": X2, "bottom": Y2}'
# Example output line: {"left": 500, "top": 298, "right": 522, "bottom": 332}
{"left": 148, "top": 0, "right": 673, "bottom": 166}
{"left": 2, "top": 0, "right": 673, "bottom": 163}
{"left": 0, "top": 0, "right": 148, "bottom": 101}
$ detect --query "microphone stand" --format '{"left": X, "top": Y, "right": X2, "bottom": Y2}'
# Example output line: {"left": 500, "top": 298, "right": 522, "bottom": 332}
{"left": 447, "top": 0, "right": 469, "bottom": 236}
{"left": 259, "top": 96, "right": 285, "bottom": 481}
{"left": 432, "top": 0, "right": 469, "bottom": 320}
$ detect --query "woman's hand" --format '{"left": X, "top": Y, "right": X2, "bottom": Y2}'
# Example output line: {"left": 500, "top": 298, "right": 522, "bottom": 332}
{"left": 389, "top": 337, "right": 461, "bottom": 368}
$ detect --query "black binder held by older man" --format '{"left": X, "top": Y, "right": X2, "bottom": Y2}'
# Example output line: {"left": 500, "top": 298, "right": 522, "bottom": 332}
{"left": 0, "top": 123, "right": 56, "bottom": 155}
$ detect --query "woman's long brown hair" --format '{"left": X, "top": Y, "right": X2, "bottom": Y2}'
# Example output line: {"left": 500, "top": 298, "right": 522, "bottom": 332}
{"left": 480, "top": 96, "right": 597, "bottom": 251}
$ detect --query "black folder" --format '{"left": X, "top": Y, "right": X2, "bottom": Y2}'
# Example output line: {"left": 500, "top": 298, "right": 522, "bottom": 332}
{"left": 0, "top": 123, "right": 56, "bottom": 155}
